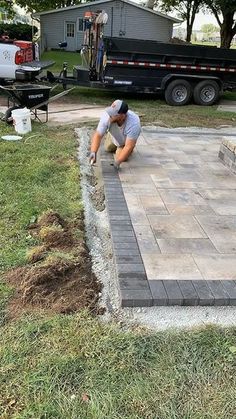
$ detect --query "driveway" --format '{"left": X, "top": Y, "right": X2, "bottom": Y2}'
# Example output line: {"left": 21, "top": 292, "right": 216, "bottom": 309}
{"left": 101, "top": 126, "right": 236, "bottom": 307}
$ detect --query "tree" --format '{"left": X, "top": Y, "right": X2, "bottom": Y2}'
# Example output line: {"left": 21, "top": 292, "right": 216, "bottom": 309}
{"left": 0, "top": 22, "right": 37, "bottom": 40}
{"left": 205, "top": 0, "right": 236, "bottom": 48}
{"left": 156, "top": 0, "right": 203, "bottom": 42}
{"left": 201, "top": 23, "right": 219, "bottom": 40}
{"left": 0, "top": 0, "right": 13, "bottom": 9}
{"left": 0, "top": 1, "right": 15, "bottom": 17}
{"left": 14, "top": 0, "right": 82, "bottom": 14}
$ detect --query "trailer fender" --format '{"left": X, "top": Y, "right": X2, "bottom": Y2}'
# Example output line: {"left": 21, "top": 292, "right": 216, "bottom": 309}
{"left": 161, "top": 74, "right": 223, "bottom": 92}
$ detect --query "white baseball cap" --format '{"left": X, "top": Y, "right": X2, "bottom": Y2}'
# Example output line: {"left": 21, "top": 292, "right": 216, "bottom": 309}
{"left": 105, "top": 100, "right": 128, "bottom": 117}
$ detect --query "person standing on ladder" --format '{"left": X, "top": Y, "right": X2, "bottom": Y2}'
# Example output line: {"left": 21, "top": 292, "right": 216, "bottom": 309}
{"left": 89, "top": 99, "right": 141, "bottom": 168}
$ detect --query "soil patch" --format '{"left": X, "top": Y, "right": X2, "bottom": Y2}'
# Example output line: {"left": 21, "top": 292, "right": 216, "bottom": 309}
{"left": 5, "top": 210, "right": 103, "bottom": 318}
{"left": 87, "top": 155, "right": 105, "bottom": 212}
{"left": 90, "top": 184, "right": 105, "bottom": 212}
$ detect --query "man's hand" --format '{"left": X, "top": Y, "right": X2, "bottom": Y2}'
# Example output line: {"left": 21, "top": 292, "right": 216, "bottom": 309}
{"left": 90, "top": 131, "right": 103, "bottom": 165}
{"left": 89, "top": 151, "right": 97, "bottom": 165}
{"left": 115, "top": 139, "right": 136, "bottom": 163}
{"left": 114, "top": 160, "right": 120, "bottom": 170}
{"left": 110, "top": 160, "right": 121, "bottom": 170}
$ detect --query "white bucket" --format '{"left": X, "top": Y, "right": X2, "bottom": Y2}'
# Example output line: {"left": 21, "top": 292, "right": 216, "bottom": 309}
{"left": 12, "top": 107, "right": 32, "bottom": 135}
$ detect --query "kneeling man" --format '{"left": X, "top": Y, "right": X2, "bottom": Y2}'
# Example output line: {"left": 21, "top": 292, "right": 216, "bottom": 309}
{"left": 89, "top": 99, "right": 141, "bottom": 168}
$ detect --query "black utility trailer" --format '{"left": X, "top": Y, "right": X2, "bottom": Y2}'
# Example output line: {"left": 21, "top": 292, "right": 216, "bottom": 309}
{"left": 48, "top": 11, "right": 236, "bottom": 106}
{"left": 102, "top": 37, "right": 236, "bottom": 105}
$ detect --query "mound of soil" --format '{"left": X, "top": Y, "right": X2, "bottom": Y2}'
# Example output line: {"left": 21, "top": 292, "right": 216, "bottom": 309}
{"left": 38, "top": 211, "right": 66, "bottom": 228}
{"left": 170, "top": 37, "right": 191, "bottom": 45}
{"left": 5, "top": 211, "right": 103, "bottom": 318}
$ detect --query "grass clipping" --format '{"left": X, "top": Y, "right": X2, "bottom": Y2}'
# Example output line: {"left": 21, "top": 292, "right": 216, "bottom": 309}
{"left": 6, "top": 211, "right": 102, "bottom": 317}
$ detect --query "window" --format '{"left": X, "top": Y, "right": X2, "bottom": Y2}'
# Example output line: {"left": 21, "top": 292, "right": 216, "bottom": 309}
{"left": 77, "top": 18, "right": 84, "bottom": 32}
{"left": 66, "top": 23, "right": 75, "bottom": 38}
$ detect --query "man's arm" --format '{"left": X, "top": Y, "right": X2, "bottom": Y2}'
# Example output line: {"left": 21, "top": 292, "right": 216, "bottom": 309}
{"left": 89, "top": 131, "right": 103, "bottom": 164}
{"left": 91, "top": 130, "right": 103, "bottom": 153}
{"left": 115, "top": 138, "right": 136, "bottom": 164}
{"left": 90, "top": 112, "right": 110, "bottom": 164}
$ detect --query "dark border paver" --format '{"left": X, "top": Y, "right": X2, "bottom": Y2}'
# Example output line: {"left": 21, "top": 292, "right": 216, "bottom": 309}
{"left": 101, "top": 149, "right": 152, "bottom": 307}
{"left": 177, "top": 280, "right": 199, "bottom": 306}
{"left": 221, "top": 281, "right": 236, "bottom": 305}
{"left": 100, "top": 146, "right": 235, "bottom": 307}
{"left": 207, "top": 281, "right": 230, "bottom": 306}
{"left": 192, "top": 280, "right": 215, "bottom": 306}
{"left": 162, "top": 280, "right": 184, "bottom": 305}
{"left": 148, "top": 280, "right": 168, "bottom": 305}
{"left": 120, "top": 289, "right": 153, "bottom": 307}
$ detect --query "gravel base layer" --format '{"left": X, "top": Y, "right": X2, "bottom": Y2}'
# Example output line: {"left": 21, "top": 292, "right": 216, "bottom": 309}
{"left": 76, "top": 127, "right": 236, "bottom": 331}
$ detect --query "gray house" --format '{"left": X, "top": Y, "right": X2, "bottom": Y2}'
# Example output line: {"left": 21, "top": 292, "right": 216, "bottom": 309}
{"left": 35, "top": 0, "right": 180, "bottom": 52}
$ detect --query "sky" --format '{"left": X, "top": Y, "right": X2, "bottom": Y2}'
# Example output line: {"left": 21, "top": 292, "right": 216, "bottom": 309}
{"left": 179, "top": 12, "right": 218, "bottom": 31}
{"left": 135, "top": 1, "right": 220, "bottom": 31}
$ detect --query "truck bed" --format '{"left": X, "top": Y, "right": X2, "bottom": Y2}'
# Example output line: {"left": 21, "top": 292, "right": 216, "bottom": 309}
{"left": 104, "top": 37, "right": 236, "bottom": 68}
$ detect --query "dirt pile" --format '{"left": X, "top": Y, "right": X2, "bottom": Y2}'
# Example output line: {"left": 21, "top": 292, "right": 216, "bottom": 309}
{"left": 170, "top": 37, "right": 191, "bottom": 45}
{"left": 6, "top": 210, "right": 103, "bottom": 317}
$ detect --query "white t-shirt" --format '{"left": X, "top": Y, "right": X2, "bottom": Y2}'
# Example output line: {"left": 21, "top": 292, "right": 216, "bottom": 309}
{"left": 96, "top": 110, "right": 141, "bottom": 146}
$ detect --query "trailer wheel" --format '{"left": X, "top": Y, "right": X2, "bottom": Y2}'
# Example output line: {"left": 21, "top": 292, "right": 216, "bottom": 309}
{"left": 193, "top": 80, "right": 220, "bottom": 106}
{"left": 5, "top": 106, "right": 20, "bottom": 124}
{"left": 165, "top": 79, "right": 192, "bottom": 106}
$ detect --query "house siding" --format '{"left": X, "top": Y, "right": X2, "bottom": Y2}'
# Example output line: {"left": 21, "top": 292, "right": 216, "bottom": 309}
{"left": 40, "top": 0, "right": 173, "bottom": 52}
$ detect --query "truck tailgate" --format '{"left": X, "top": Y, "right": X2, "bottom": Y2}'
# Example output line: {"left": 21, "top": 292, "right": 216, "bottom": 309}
{"left": 21, "top": 60, "right": 55, "bottom": 70}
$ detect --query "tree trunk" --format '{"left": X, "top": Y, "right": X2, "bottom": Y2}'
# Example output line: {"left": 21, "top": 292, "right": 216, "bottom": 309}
{"left": 220, "top": 13, "right": 234, "bottom": 48}
{"left": 185, "top": 1, "right": 197, "bottom": 43}
{"left": 186, "top": 23, "right": 193, "bottom": 42}
{"left": 220, "top": 30, "right": 233, "bottom": 48}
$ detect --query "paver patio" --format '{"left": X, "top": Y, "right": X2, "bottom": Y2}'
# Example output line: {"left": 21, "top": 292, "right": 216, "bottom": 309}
{"left": 100, "top": 127, "right": 236, "bottom": 307}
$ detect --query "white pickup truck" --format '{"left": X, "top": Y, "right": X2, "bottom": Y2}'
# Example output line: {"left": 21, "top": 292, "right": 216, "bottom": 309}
{"left": 0, "top": 40, "right": 53, "bottom": 82}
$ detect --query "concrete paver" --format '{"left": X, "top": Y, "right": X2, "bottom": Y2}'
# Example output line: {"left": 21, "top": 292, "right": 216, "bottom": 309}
{"left": 209, "top": 233, "right": 236, "bottom": 253}
{"left": 101, "top": 127, "right": 236, "bottom": 306}
{"left": 133, "top": 224, "right": 161, "bottom": 253}
{"left": 195, "top": 214, "right": 236, "bottom": 235}
{"left": 157, "top": 238, "right": 217, "bottom": 254}
{"left": 193, "top": 255, "right": 236, "bottom": 280}
{"left": 142, "top": 253, "right": 203, "bottom": 280}
{"left": 149, "top": 214, "right": 207, "bottom": 239}
{"left": 139, "top": 194, "right": 168, "bottom": 215}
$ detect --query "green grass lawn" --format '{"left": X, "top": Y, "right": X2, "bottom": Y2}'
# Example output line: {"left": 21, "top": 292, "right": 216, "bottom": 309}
{"left": 0, "top": 312, "right": 236, "bottom": 418}
{"left": 0, "top": 122, "right": 82, "bottom": 276}
{"left": 42, "top": 50, "right": 82, "bottom": 73}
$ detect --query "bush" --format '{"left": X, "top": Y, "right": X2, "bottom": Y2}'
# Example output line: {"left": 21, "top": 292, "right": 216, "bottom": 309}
{"left": 0, "top": 23, "right": 38, "bottom": 41}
